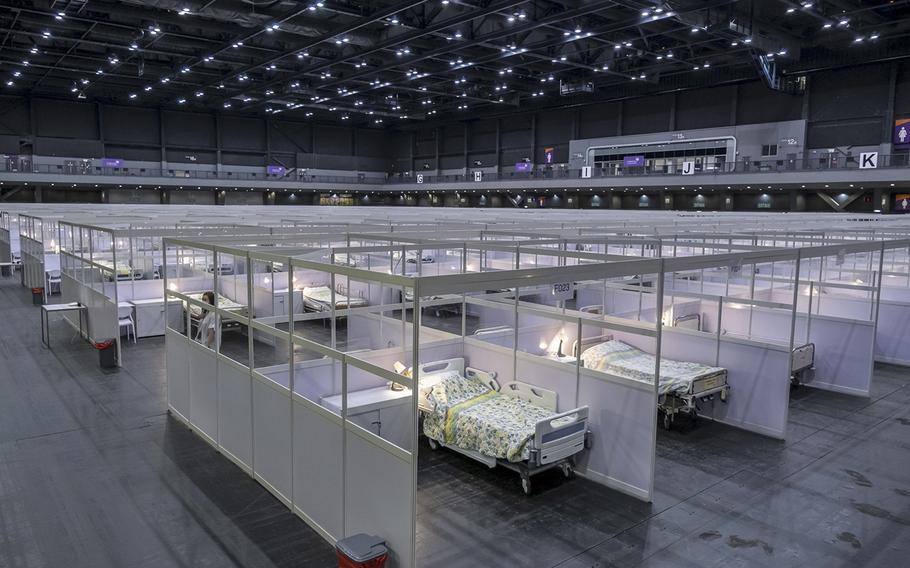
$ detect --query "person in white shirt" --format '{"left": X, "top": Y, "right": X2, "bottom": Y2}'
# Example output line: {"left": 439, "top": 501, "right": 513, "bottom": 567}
{"left": 195, "top": 291, "right": 217, "bottom": 349}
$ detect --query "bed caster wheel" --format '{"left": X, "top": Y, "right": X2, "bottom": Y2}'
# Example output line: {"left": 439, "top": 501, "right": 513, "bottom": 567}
{"left": 720, "top": 389, "right": 728, "bottom": 403}
{"left": 560, "top": 463, "right": 575, "bottom": 479}
{"left": 521, "top": 475, "right": 532, "bottom": 496}
{"left": 427, "top": 438, "right": 438, "bottom": 450}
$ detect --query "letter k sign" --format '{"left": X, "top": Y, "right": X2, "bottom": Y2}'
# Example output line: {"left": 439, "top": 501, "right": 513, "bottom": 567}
{"left": 860, "top": 152, "right": 878, "bottom": 169}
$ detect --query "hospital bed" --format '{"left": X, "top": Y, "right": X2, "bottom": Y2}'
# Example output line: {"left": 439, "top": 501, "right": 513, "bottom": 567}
{"left": 790, "top": 342, "right": 816, "bottom": 387}
{"left": 408, "top": 358, "right": 590, "bottom": 495}
{"left": 184, "top": 292, "right": 248, "bottom": 334}
{"left": 577, "top": 336, "right": 729, "bottom": 430}
{"left": 97, "top": 259, "right": 144, "bottom": 281}
{"left": 301, "top": 284, "right": 368, "bottom": 312}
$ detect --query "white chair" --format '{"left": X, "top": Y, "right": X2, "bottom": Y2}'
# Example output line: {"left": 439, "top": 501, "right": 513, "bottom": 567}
{"left": 46, "top": 270, "right": 62, "bottom": 295}
{"left": 118, "top": 305, "right": 136, "bottom": 344}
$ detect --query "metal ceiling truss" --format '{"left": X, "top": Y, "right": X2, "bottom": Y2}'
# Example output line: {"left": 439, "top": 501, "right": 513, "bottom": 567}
{"left": 1, "top": 0, "right": 909, "bottom": 126}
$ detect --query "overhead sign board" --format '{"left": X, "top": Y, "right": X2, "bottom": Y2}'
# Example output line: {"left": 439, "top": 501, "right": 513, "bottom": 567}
{"left": 859, "top": 152, "right": 878, "bottom": 169}
{"left": 623, "top": 155, "right": 645, "bottom": 167}
{"left": 681, "top": 161, "right": 695, "bottom": 175}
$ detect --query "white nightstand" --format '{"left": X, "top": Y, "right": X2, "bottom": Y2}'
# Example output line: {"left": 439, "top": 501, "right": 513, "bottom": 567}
{"left": 321, "top": 386, "right": 414, "bottom": 449}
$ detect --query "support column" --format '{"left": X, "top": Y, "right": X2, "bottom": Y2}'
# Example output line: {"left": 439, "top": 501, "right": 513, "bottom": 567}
{"left": 215, "top": 189, "right": 226, "bottom": 205}
{"left": 463, "top": 122, "right": 469, "bottom": 176}
{"left": 730, "top": 84, "right": 739, "bottom": 126}
{"left": 160, "top": 187, "right": 169, "bottom": 204}
{"left": 34, "top": 185, "right": 42, "bottom": 203}
{"left": 617, "top": 100, "right": 624, "bottom": 136}
{"left": 159, "top": 108, "right": 167, "bottom": 172}
{"left": 883, "top": 62, "right": 898, "bottom": 152}
{"left": 264, "top": 190, "right": 276, "bottom": 205}
{"left": 789, "top": 189, "right": 806, "bottom": 212}
{"left": 661, "top": 190, "right": 674, "bottom": 210}
{"left": 215, "top": 114, "right": 223, "bottom": 175}
{"left": 668, "top": 93, "right": 677, "bottom": 131}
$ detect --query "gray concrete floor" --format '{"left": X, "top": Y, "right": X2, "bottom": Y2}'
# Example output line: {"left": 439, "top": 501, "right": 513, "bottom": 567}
{"left": 1, "top": 277, "right": 908, "bottom": 567}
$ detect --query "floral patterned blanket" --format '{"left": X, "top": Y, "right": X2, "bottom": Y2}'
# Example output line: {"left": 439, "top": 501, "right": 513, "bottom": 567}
{"left": 423, "top": 374, "right": 554, "bottom": 462}
{"left": 580, "top": 339, "right": 725, "bottom": 396}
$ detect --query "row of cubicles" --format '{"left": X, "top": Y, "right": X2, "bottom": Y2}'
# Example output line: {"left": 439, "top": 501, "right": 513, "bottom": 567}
{"left": 161, "top": 231, "right": 902, "bottom": 568}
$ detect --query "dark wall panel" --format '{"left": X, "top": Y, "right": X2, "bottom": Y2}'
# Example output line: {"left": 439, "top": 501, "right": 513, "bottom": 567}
{"left": 441, "top": 125, "right": 464, "bottom": 154}
{"left": 165, "top": 149, "right": 216, "bottom": 164}
{"left": 578, "top": 102, "right": 620, "bottom": 138}
{"left": 102, "top": 106, "right": 159, "bottom": 144}
{"left": 809, "top": 64, "right": 890, "bottom": 121}
{"left": 357, "top": 129, "right": 388, "bottom": 157}
{"left": 35, "top": 138, "right": 103, "bottom": 158}
{"left": 414, "top": 128, "right": 435, "bottom": 156}
{"left": 270, "top": 122, "right": 312, "bottom": 153}
{"left": 314, "top": 125, "right": 352, "bottom": 155}
{"left": 807, "top": 118, "right": 883, "bottom": 148}
{"left": 537, "top": 110, "right": 573, "bottom": 144}
{"left": 500, "top": 129, "right": 530, "bottom": 149}
{"left": 894, "top": 62, "right": 910, "bottom": 116}
{"left": 163, "top": 111, "right": 215, "bottom": 147}
{"left": 439, "top": 155, "right": 464, "bottom": 169}
{"left": 0, "top": 96, "right": 30, "bottom": 135}
{"left": 468, "top": 119, "right": 497, "bottom": 150}
{"left": 677, "top": 86, "right": 734, "bottom": 130}
{"left": 35, "top": 99, "right": 98, "bottom": 139}
{"left": 623, "top": 94, "right": 672, "bottom": 135}
{"left": 735, "top": 81, "right": 802, "bottom": 125}
{"left": 222, "top": 152, "right": 265, "bottom": 166}
{"left": 104, "top": 144, "right": 160, "bottom": 162}
{"left": 222, "top": 116, "right": 265, "bottom": 150}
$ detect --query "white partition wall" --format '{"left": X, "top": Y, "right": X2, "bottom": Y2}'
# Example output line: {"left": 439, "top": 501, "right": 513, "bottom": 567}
{"left": 165, "top": 241, "right": 418, "bottom": 567}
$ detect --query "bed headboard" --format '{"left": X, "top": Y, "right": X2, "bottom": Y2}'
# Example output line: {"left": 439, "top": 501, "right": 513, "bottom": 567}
{"left": 417, "top": 357, "right": 465, "bottom": 376}
{"left": 572, "top": 334, "right": 613, "bottom": 357}
{"left": 473, "top": 325, "right": 513, "bottom": 337}
{"left": 500, "top": 381, "right": 557, "bottom": 412}
{"left": 673, "top": 313, "right": 701, "bottom": 331}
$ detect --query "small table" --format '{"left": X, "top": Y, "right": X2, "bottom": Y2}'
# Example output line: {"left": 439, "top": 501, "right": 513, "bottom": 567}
{"left": 41, "top": 302, "right": 86, "bottom": 349}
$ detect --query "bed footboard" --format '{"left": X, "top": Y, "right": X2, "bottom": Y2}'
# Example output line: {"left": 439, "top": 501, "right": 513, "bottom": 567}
{"left": 532, "top": 406, "right": 589, "bottom": 466}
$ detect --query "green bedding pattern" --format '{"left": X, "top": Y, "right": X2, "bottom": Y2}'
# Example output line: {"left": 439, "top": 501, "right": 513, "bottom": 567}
{"left": 423, "top": 374, "right": 555, "bottom": 462}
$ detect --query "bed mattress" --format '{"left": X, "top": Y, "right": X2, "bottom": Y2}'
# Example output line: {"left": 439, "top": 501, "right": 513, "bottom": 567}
{"left": 580, "top": 339, "right": 726, "bottom": 396}
{"left": 186, "top": 293, "right": 245, "bottom": 318}
{"left": 303, "top": 285, "right": 368, "bottom": 310}
{"left": 423, "top": 374, "right": 555, "bottom": 462}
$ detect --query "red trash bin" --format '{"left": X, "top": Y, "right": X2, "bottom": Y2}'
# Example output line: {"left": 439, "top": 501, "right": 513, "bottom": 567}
{"left": 335, "top": 534, "right": 388, "bottom": 568}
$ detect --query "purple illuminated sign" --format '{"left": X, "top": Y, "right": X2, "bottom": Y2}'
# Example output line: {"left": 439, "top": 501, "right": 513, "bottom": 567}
{"left": 100, "top": 158, "right": 123, "bottom": 168}
{"left": 267, "top": 165, "right": 287, "bottom": 175}
{"left": 895, "top": 119, "right": 910, "bottom": 147}
{"left": 623, "top": 155, "right": 645, "bottom": 167}
{"left": 515, "top": 162, "right": 532, "bottom": 173}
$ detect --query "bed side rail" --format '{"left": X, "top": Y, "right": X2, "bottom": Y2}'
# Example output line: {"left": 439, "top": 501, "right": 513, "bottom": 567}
{"left": 534, "top": 406, "right": 589, "bottom": 466}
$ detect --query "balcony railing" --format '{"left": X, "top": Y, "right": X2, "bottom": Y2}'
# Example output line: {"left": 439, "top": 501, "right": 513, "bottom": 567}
{"left": 1, "top": 153, "right": 908, "bottom": 185}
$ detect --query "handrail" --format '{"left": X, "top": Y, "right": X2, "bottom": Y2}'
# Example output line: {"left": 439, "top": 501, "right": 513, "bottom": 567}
{"left": 1, "top": 153, "right": 909, "bottom": 185}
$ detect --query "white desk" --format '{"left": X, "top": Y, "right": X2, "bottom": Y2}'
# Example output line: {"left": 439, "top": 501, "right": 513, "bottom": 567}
{"left": 321, "top": 386, "right": 413, "bottom": 449}
{"left": 41, "top": 302, "right": 86, "bottom": 348}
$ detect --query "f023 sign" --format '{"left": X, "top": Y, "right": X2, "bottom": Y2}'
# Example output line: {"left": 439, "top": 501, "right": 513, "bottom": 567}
{"left": 551, "top": 282, "right": 574, "bottom": 300}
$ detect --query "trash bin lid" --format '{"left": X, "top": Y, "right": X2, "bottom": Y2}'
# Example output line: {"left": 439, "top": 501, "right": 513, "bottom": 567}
{"left": 336, "top": 534, "right": 387, "bottom": 562}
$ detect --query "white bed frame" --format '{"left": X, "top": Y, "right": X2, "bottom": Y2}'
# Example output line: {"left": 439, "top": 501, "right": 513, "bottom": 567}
{"left": 790, "top": 342, "right": 816, "bottom": 387}
{"left": 575, "top": 334, "right": 730, "bottom": 430}
{"left": 415, "top": 357, "right": 590, "bottom": 495}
